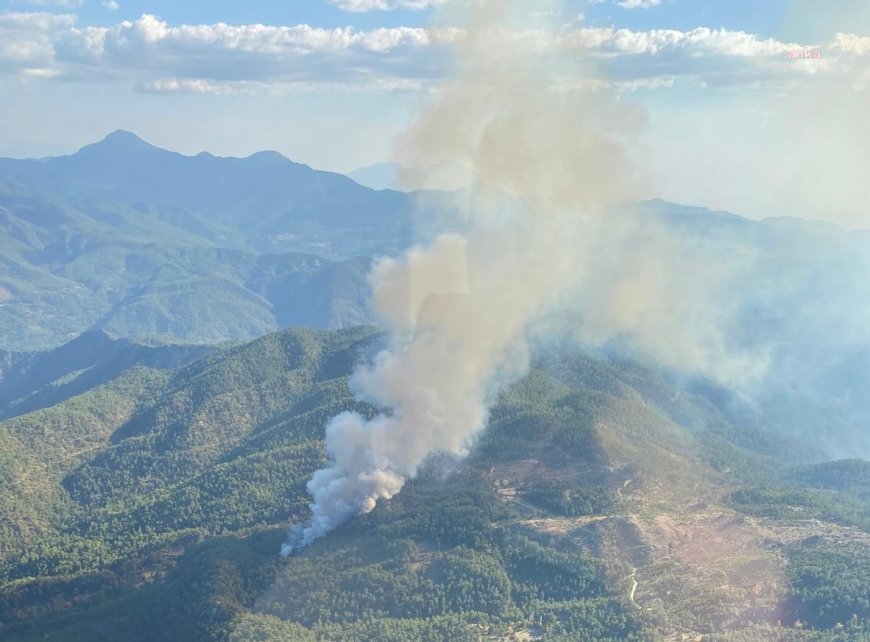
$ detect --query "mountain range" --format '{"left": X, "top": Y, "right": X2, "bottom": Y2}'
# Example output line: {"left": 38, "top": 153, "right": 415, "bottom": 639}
{"left": 2, "top": 132, "right": 870, "bottom": 640}
{"left": 3, "top": 132, "right": 869, "bottom": 460}
{"left": 0, "top": 131, "right": 425, "bottom": 350}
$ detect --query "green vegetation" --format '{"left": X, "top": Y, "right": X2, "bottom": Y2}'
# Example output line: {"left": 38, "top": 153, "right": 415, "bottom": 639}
{"left": 730, "top": 486, "right": 870, "bottom": 531}
{"left": 0, "top": 327, "right": 665, "bottom": 640}
{"left": 789, "top": 460, "right": 870, "bottom": 499}
{"left": 704, "top": 622, "right": 870, "bottom": 641}
{"left": 728, "top": 453, "right": 870, "bottom": 531}
{"left": 1, "top": 325, "right": 869, "bottom": 640}
{"left": 524, "top": 479, "right": 612, "bottom": 517}
{"left": 723, "top": 464, "right": 870, "bottom": 641}
{"left": 786, "top": 542, "right": 870, "bottom": 630}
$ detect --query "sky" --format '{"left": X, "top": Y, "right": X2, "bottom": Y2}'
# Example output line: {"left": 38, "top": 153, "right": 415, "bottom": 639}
{"left": 1, "top": 0, "right": 868, "bottom": 227}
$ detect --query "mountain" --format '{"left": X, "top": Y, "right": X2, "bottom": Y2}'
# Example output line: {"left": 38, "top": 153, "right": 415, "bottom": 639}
{"left": 4, "top": 132, "right": 867, "bottom": 379}
{"left": 348, "top": 160, "right": 473, "bottom": 191}
{"left": 591, "top": 199, "right": 870, "bottom": 460}
{"left": 347, "top": 162, "right": 403, "bottom": 191}
{"left": 3, "top": 131, "right": 868, "bottom": 468}
{"left": 1, "top": 326, "right": 869, "bottom": 641}
{"left": 0, "top": 238, "right": 375, "bottom": 350}
{"left": 0, "top": 130, "right": 416, "bottom": 258}
{"left": 0, "top": 329, "right": 213, "bottom": 421}
{"left": 0, "top": 132, "right": 408, "bottom": 350}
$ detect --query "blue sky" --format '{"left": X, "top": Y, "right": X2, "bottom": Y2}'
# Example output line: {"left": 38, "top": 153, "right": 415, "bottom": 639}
{"left": 8, "top": 0, "right": 867, "bottom": 41}
{"left": 1, "top": 0, "right": 868, "bottom": 226}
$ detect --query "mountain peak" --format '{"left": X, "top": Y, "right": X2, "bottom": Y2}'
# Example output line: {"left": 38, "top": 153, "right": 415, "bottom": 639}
{"left": 63, "top": 328, "right": 116, "bottom": 350}
{"left": 74, "top": 130, "right": 162, "bottom": 158}
{"left": 104, "top": 129, "right": 145, "bottom": 144}
{"left": 246, "top": 150, "right": 291, "bottom": 164}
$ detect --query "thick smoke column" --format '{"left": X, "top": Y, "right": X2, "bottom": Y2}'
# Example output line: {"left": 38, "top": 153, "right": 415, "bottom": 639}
{"left": 281, "top": 0, "right": 642, "bottom": 555}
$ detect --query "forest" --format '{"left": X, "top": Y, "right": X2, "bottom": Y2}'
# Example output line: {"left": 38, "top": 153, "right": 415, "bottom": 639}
{"left": 1, "top": 327, "right": 870, "bottom": 641}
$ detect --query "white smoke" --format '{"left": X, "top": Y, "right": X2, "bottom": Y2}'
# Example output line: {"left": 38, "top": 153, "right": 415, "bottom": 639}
{"left": 281, "top": 0, "right": 870, "bottom": 555}
{"left": 281, "top": 0, "right": 645, "bottom": 555}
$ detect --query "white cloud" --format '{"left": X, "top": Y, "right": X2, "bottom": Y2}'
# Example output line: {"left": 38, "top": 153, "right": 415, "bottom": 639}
{"left": 136, "top": 75, "right": 424, "bottom": 95}
{"left": 2, "top": 12, "right": 866, "bottom": 93}
{"left": 617, "top": 0, "right": 661, "bottom": 9}
{"left": 0, "top": 11, "right": 76, "bottom": 72}
{"left": 20, "top": 65, "right": 60, "bottom": 77}
{"left": 47, "top": 14, "right": 453, "bottom": 89}
{"left": 556, "top": 25, "right": 837, "bottom": 87}
{"left": 102, "top": 0, "right": 120, "bottom": 10}
{"left": 563, "top": 26, "right": 803, "bottom": 56}
{"left": 329, "top": 0, "right": 447, "bottom": 11}
{"left": 11, "top": 0, "right": 83, "bottom": 6}
{"left": 831, "top": 32, "right": 870, "bottom": 55}
{"left": 59, "top": 14, "right": 438, "bottom": 58}
{"left": 138, "top": 78, "right": 235, "bottom": 95}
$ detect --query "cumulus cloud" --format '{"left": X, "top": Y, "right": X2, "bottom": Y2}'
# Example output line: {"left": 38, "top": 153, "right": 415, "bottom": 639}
{"left": 617, "top": 0, "right": 661, "bottom": 9}
{"left": 11, "top": 0, "right": 82, "bottom": 6}
{"left": 561, "top": 26, "right": 804, "bottom": 56}
{"left": 0, "top": 11, "right": 75, "bottom": 74}
{"left": 831, "top": 32, "right": 870, "bottom": 55}
{"left": 137, "top": 78, "right": 237, "bottom": 95}
{"left": 1, "top": 12, "right": 867, "bottom": 92}
{"left": 51, "top": 14, "right": 450, "bottom": 87}
{"left": 329, "top": 0, "right": 447, "bottom": 11}
{"left": 102, "top": 0, "right": 120, "bottom": 10}
{"left": 560, "top": 26, "right": 833, "bottom": 87}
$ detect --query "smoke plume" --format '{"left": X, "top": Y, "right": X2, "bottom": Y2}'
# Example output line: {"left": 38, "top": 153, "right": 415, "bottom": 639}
{"left": 282, "top": 0, "right": 870, "bottom": 555}
{"left": 281, "top": 0, "right": 644, "bottom": 554}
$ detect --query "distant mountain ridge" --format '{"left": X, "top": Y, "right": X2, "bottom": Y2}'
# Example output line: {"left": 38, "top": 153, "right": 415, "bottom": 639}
{"left": 0, "top": 132, "right": 412, "bottom": 350}
{"left": 348, "top": 160, "right": 473, "bottom": 191}
{"left": 2, "top": 131, "right": 868, "bottom": 380}
{"left": 0, "top": 130, "right": 415, "bottom": 258}
{"left": 0, "top": 329, "right": 212, "bottom": 421}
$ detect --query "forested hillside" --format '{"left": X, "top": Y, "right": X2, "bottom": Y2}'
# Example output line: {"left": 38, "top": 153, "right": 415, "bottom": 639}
{"left": 0, "top": 329, "right": 212, "bottom": 420}
{"left": 1, "top": 327, "right": 869, "bottom": 641}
